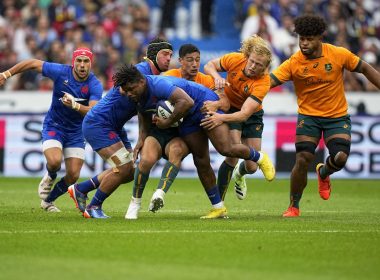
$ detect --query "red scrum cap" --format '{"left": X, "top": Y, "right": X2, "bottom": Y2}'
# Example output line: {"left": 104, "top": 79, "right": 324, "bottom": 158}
{"left": 71, "top": 47, "right": 93, "bottom": 66}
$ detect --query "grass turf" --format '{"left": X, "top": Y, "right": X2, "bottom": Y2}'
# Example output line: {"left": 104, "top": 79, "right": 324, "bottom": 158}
{"left": 0, "top": 177, "right": 379, "bottom": 280}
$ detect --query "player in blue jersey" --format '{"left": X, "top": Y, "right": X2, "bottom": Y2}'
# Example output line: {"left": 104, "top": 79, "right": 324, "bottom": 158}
{"left": 67, "top": 38, "right": 175, "bottom": 218}
{"left": 125, "top": 38, "right": 192, "bottom": 219}
{"left": 68, "top": 72, "right": 140, "bottom": 218}
{"left": 0, "top": 47, "right": 103, "bottom": 212}
{"left": 121, "top": 65, "right": 275, "bottom": 219}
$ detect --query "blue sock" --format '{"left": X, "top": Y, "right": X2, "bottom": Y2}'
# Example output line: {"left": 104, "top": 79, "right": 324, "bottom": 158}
{"left": 206, "top": 185, "right": 222, "bottom": 205}
{"left": 45, "top": 178, "right": 68, "bottom": 202}
{"left": 77, "top": 175, "right": 100, "bottom": 194}
{"left": 46, "top": 164, "right": 58, "bottom": 180}
{"left": 88, "top": 189, "right": 109, "bottom": 208}
{"left": 248, "top": 148, "right": 260, "bottom": 162}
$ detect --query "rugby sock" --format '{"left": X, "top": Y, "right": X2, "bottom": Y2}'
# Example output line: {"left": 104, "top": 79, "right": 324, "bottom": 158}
{"left": 248, "top": 148, "right": 260, "bottom": 162}
{"left": 46, "top": 164, "right": 58, "bottom": 180}
{"left": 217, "top": 161, "right": 234, "bottom": 200}
{"left": 88, "top": 189, "right": 109, "bottom": 208}
{"left": 133, "top": 166, "right": 150, "bottom": 198}
{"left": 76, "top": 175, "right": 100, "bottom": 194}
{"left": 238, "top": 161, "right": 248, "bottom": 176}
{"left": 157, "top": 161, "right": 179, "bottom": 193}
{"left": 45, "top": 178, "right": 69, "bottom": 202}
{"left": 206, "top": 185, "right": 222, "bottom": 206}
{"left": 290, "top": 193, "right": 302, "bottom": 209}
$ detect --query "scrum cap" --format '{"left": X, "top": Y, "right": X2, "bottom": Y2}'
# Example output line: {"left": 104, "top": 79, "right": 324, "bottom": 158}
{"left": 146, "top": 38, "right": 173, "bottom": 72}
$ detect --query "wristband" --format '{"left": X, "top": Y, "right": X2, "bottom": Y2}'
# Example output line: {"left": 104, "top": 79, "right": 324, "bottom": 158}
{"left": 73, "top": 103, "right": 81, "bottom": 111}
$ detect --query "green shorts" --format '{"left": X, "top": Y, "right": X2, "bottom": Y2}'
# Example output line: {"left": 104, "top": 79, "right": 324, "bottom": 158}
{"left": 296, "top": 114, "right": 351, "bottom": 139}
{"left": 228, "top": 108, "right": 264, "bottom": 138}
{"left": 148, "top": 125, "right": 179, "bottom": 159}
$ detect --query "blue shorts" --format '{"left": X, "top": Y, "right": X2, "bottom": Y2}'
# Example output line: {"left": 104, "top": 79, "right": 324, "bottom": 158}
{"left": 42, "top": 123, "right": 85, "bottom": 149}
{"left": 82, "top": 118, "right": 132, "bottom": 151}
{"left": 179, "top": 89, "right": 223, "bottom": 136}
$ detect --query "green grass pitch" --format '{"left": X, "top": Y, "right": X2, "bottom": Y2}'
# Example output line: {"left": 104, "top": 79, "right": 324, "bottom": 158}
{"left": 0, "top": 177, "right": 379, "bottom": 280}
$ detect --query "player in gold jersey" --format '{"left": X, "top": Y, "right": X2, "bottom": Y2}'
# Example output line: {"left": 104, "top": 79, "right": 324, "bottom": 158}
{"left": 270, "top": 14, "right": 380, "bottom": 217}
{"left": 202, "top": 35, "right": 276, "bottom": 202}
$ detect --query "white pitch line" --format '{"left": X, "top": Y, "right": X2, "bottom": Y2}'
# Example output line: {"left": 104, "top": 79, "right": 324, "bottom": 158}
{"left": 0, "top": 229, "right": 379, "bottom": 234}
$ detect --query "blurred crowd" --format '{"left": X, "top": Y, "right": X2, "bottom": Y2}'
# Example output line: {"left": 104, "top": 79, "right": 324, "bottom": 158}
{"left": 0, "top": 0, "right": 379, "bottom": 92}
{"left": 237, "top": 0, "right": 380, "bottom": 92}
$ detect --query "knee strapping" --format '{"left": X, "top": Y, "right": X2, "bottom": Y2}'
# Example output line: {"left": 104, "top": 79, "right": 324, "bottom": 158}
{"left": 326, "top": 138, "right": 350, "bottom": 168}
{"left": 295, "top": 141, "right": 317, "bottom": 154}
{"left": 106, "top": 148, "right": 133, "bottom": 173}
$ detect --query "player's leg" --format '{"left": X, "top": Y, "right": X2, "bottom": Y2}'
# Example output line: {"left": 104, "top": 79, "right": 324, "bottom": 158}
{"left": 217, "top": 128, "right": 241, "bottom": 201}
{"left": 316, "top": 116, "right": 352, "bottom": 200}
{"left": 232, "top": 137, "right": 261, "bottom": 200}
{"left": 84, "top": 141, "right": 134, "bottom": 218}
{"left": 182, "top": 130, "right": 227, "bottom": 219}
{"left": 38, "top": 144, "right": 62, "bottom": 201}
{"left": 206, "top": 123, "right": 275, "bottom": 181}
{"left": 126, "top": 136, "right": 161, "bottom": 219}
{"left": 149, "top": 137, "right": 189, "bottom": 213}
{"left": 39, "top": 141, "right": 64, "bottom": 212}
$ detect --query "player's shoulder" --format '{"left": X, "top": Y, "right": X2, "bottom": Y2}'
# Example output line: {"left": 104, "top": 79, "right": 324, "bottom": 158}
{"left": 323, "top": 43, "right": 352, "bottom": 57}
{"left": 163, "top": 68, "right": 181, "bottom": 77}
{"left": 222, "top": 52, "right": 245, "bottom": 61}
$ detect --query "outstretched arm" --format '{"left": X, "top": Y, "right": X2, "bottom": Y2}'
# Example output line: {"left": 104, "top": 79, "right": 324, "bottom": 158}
{"left": 0, "top": 59, "right": 44, "bottom": 86}
{"left": 358, "top": 61, "right": 380, "bottom": 90}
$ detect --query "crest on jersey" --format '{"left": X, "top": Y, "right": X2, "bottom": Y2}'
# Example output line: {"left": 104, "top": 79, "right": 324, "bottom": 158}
{"left": 244, "top": 85, "right": 249, "bottom": 94}
{"left": 81, "top": 85, "right": 89, "bottom": 94}
{"left": 325, "top": 63, "right": 332, "bottom": 72}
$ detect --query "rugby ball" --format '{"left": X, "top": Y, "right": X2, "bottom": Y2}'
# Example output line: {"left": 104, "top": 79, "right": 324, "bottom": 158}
{"left": 156, "top": 100, "right": 182, "bottom": 127}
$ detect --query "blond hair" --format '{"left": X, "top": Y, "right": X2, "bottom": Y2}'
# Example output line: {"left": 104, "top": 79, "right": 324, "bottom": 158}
{"left": 240, "top": 34, "right": 272, "bottom": 67}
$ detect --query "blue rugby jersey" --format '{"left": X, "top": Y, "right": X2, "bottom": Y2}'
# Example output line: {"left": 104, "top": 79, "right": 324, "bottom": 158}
{"left": 135, "top": 61, "right": 154, "bottom": 75}
{"left": 86, "top": 86, "right": 138, "bottom": 130}
{"left": 138, "top": 75, "right": 218, "bottom": 115}
{"left": 42, "top": 62, "right": 103, "bottom": 132}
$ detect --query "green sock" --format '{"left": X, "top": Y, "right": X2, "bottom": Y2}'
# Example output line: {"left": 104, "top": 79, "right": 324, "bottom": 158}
{"left": 238, "top": 161, "right": 248, "bottom": 176}
{"left": 217, "top": 161, "right": 234, "bottom": 200}
{"left": 290, "top": 193, "right": 302, "bottom": 209}
{"left": 132, "top": 166, "right": 150, "bottom": 198}
{"left": 157, "top": 161, "right": 180, "bottom": 193}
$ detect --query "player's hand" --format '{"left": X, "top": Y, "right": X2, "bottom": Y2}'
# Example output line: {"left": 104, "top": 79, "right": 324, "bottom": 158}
{"left": 133, "top": 140, "right": 144, "bottom": 163}
{"left": 200, "top": 111, "right": 223, "bottom": 130}
{"left": 213, "top": 78, "right": 230, "bottom": 89}
{"left": 61, "top": 92, "right": 80, "bottom": 111}
{"left": 201, "top": 101, "right": 219, "bottom": 113}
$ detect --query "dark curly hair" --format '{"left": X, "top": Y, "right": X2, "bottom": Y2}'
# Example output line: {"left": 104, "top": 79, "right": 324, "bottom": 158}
{"left": 112, "top": 64, "right": 144, "bottom": 87}
{"left": 294, "top": 14, "right": 326, "bottom": 36}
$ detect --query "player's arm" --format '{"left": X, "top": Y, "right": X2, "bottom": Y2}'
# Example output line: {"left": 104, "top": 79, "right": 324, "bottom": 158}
{"left": 201, "top": 97, "right": 259, "bottom": 130}
{"left": 202, "top": 88, "right": 230, "bottom": 113}
{"left": 204, "top": 58, "right": 227, "bottom": 89}
{"left": 156, "top": 87, "right": 194, "bottom": 129}
{"left": 169, "top": 88, "right": 194, "bottom": 121}
{"left": 0, "top": 59, "right": 43, "bottom": 85}
{"left": 357, "top": 60, "right": 380, "bottom": 90}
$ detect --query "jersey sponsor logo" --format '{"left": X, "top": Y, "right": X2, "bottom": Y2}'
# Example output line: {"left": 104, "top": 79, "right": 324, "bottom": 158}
{"left": 81, "top": 85, "right": 89, "bottom": 94}
{"left": 313, "top": 62, "right": 319, "bottom": 68}
{"left": 325, "top": 63, "right": 332, "bottom": 72}
{"left": 255, "top": 125, "right": 262, "bottom": 131}
{"left": 63, "top": 79, "right": 69, "bottom": 85}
